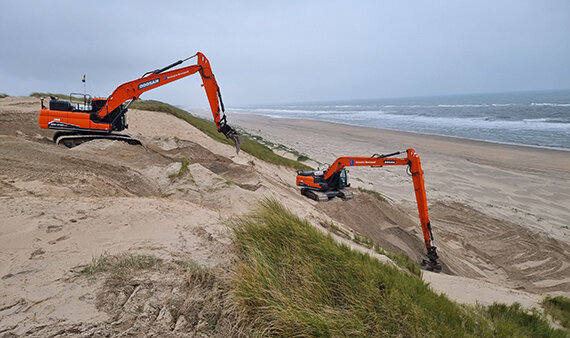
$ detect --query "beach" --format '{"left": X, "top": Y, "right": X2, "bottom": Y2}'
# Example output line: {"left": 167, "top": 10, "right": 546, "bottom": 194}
{"left": 234, "top": 113, "right": 570, "bottom": 240}
{"left": 229, "top": 112, "right": 570, "bottom": 294}
{"left": 1, "top": 97, "right": 569, "bottom": 334}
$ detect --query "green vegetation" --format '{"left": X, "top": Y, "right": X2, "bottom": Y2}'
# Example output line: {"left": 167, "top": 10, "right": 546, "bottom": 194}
{"left": 29, "top": 92, "right": 69, "bottom": 99}
{"left": 169, "top": 157, "right": 191, "bottom": 181}
{"left": 76, "top": 252, "right": 159, "bottom": 279}
{"left": 230, "top": 199, "right": 567, "bottom": 337}
{"left": 239, "top": 129, "right": 314, "bottom": 164}
{"left": 179, "top": 157, "right": 190, "bottom": 176}
{"left": 358, "top": 186, "right": 388, "bottom": 202}
{"left": 320, "top": 219, "right": 351, "bottom": 239}
{"left": 176, "top": 258, "right": 212, "bottom": 284}
{"left": 542, "top": 295, "right": 570, "bottom": 329}
{"left": 353, "top": 232, "right": 374, "bottom": 248}
{"left": 376, "top": 245, "right": 423, "bottom": 277}
{"left": 0, "top": 93, "right": 9, "bottom": 99}
{"left": 130, "top": 100, "right": 311, "bottom": 171}
{"left": 321, "top": 219, "right": 421, "bottom": 277}
{"left": 486, "top": 302, "right": 567, "bottom": 337}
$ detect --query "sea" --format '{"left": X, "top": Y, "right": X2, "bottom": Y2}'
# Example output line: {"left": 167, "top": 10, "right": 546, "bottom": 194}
{"left": 231, "top": 90, "right": 570, "bottom": 151}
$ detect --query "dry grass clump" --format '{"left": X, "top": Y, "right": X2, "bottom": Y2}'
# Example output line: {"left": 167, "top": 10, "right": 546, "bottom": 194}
{"left": 77, "top": 252, "right": 159, "bottom": 279}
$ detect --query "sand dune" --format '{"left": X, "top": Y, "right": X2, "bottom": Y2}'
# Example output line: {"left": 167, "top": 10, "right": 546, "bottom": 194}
{"left": 1, "top": 97, "right": 568, "bottom": 335}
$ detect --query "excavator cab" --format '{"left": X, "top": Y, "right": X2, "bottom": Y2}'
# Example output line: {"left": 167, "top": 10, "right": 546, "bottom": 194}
{"left": 326, "top": 168, "right": 350, "bottom": 191}
{"left": 339, "top": 169, "right": 349, "bottom": 189}
{"left": 91, "top": 98, "right": 106, "bottom": 112}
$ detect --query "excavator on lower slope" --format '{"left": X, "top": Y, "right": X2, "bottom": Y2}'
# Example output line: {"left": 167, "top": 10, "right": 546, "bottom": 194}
{"left": 296, "top": 148, "right": 441, "bottom": 272}
{"left": 38, "top": 52, "right": 242, "bottom": 152}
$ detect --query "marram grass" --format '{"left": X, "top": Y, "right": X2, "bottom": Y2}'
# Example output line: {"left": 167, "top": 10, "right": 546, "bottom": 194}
{"left": 229, "top": 199, "right": 568, "bottom": 337}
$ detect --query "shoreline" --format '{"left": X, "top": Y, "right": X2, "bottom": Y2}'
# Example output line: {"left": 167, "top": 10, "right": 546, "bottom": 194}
{"left": 191, "top": 109, "right": 570, "bottom": 173}
{"left": 231, "top": 112, "right": 570, "bottom": 153}
{"left": 189, "top": 107, "right": 570, "bottom": 156}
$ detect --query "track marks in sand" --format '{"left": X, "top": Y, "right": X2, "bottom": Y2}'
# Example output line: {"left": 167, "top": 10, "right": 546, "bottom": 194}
{"left": 431, "top": 202, "right": 570, "bottom": 294}
{"left": 316, "top": 192, "right": 569, "bottom": 295}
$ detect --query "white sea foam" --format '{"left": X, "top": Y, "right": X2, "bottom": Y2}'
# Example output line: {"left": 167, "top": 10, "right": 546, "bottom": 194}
{"left": 531, "top": 102, "right": 570, "bottom": 107}
{"left": 437, "top": 104, "right": 490, "bottom": 108}
{"left": 523, "top": 118, "right": 550, "bottom": 123}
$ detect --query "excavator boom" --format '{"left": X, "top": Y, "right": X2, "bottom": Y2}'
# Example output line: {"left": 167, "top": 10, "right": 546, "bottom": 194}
{"left": 296, "top": 149, "right": 441, "bottom": 272}
{"left": 38, "top": 52, "right": 242, "bottom": 152}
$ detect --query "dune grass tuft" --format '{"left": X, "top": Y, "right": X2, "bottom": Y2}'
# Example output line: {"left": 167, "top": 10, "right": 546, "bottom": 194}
{"left": 229, "top": 199, "right": 567, "bottom": 337}
{"left": 485, "top": 302, "right": 567, "bottom": 337}
{"left": 77, "top": 252, "right": 159, "bottom": 280}
{"left": 542, "top": 295, "right": 570, "bottom": 329}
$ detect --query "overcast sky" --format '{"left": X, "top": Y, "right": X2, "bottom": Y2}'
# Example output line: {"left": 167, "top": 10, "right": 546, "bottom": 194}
{"left": 1, "top": 1, "right": 569, "bottom": 107}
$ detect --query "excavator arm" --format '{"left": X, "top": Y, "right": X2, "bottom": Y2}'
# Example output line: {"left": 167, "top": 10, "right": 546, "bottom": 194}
{"left": 296, "top": 149, "right": 441, "bottom": 271}
{"left": 96, "top": 52, "right": 242, "bottom": 151}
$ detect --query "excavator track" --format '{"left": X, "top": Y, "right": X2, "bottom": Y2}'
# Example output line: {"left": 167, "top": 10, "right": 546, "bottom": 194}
{"left": 54, "top": 132, "right": 142, "bottom": 148}
{"left": 338, "top": 188, "right": 354, "bottom": 200}
{"left": 301, "top": 188, "right": 330, "bottom": 201}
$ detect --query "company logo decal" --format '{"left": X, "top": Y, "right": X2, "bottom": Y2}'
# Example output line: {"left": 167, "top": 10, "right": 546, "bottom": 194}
{"left": 48, "top": 121, "right": 79, "bottom": 129}
{"left": 164, "top": 70, "right": 190, "bottom": 81}
{"left": 349, "top": 159, "right": 354, "bottom": 166}
{"left": 138, "top": 78, "right": 160, "bottom": 90}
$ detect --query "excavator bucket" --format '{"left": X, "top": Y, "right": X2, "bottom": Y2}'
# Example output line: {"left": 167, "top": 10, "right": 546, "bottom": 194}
{"left": 219, "top": 123, "right": 243, "bottom": 154}
{"left": 420, "top": 259, "right": 442, "bottom": 272}
{"left": 420, "top": 247, "right": 442, "bottom": 272}
{"left": 227, "top": 130, "right": 243, "bottom": 154}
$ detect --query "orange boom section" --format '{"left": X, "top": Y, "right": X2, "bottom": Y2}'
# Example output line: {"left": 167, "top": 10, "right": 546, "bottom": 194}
{"left": 296, "top": 149, "right": 441, "bottom": 272}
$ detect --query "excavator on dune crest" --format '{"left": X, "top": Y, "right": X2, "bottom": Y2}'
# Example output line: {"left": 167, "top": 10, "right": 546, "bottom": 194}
{"left": 38, "top": 52, "right": 242, "bottom": 152}
{"left": 296, "top": 148, "right": 441, "bottom": 272}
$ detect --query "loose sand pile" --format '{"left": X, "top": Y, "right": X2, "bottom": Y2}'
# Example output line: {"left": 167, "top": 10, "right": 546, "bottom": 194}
{"left": 1, "top": 97, "right": 568, "bottom": 336}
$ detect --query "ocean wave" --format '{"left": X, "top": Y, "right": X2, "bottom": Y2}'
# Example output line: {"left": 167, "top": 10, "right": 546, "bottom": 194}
{"left": 523, "top": 118, "right": 550, "bottom": 122}
{"left": 437, "top": 104, "right": 490, "bottom": 108}
{"left": 531, "top": 102, "right": 570, "bottom": 107}
{"left": 491, "top": 103, "right": 517, "bottom": 107}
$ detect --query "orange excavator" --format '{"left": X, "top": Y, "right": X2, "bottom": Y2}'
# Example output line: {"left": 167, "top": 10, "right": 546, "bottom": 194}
{"left": 296, "top": 149, "right": 441, "bottom": 272}
{"left": 38, "top": 52, "right": 242, "bottom": 152}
